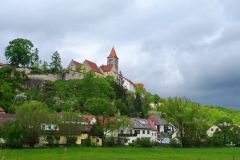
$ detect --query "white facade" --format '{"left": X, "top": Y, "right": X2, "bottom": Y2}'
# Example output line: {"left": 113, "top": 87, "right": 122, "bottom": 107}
{"left": 123, "top": 77, "right": 136, "bottom": 92}
{"left": 206, "top": 125, "right": 221, "bottom": 137}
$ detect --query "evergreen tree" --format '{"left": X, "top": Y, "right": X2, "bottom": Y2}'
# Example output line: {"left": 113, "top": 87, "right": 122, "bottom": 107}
{"left": 50, "top": 51, "right": 62, "bottom": 73}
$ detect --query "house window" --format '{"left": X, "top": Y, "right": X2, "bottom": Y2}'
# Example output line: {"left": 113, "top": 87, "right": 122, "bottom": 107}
{"left": 143, "top": 130, "right": 145, "bottom": 134}
{"left": 96, "top": 139, "right": 99, "bottom": 143}
{"left": 211, "top": 128, "right": 214, "bottom": 131}
{"left": 147, "top": 131, "right": 150, "bottom": 134}
{"left": 135, "top": 130, "right": 140, "bottom": 134}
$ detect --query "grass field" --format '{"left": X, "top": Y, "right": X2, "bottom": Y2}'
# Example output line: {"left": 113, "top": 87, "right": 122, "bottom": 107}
{"left": 0, "top": 147, "right": 239, "bottom": 160}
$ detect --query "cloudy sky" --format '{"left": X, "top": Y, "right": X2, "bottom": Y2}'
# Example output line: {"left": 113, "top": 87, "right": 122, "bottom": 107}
{"left": 1, "top": 0, "right": 240, "bottom": 109}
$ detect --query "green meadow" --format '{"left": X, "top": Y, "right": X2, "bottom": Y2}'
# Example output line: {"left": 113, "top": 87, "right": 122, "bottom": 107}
{"left": 0, "top": 147, "right": 239, "bottom": 160}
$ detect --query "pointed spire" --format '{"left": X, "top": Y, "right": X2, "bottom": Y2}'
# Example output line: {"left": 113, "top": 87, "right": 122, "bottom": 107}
{"left": 107, "top": 47, "right": 118, "bottom": 59}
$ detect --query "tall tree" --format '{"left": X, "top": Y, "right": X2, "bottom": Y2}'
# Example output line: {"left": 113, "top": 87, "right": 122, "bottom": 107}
{"left": 153, "top": 94, "right": 160, "bottom": 106}
{"left": 16, "top": 102, "right": 50, "bottom": 148}
{"left": 215, "top": 117, "right": 233, "bottom": 145}
{"left": 160, "top": 96, "right": 201, "bottom": 147}
{"left": 5, "top": 38, "right": 38, "bottom": 67}
{"left": 49, "top": 51, "right": 62, "bottom": 73}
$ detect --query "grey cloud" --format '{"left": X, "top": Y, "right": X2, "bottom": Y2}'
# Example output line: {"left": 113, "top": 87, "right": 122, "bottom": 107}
{"left": 0, "top": 0, "right": 239, "bottom": 109}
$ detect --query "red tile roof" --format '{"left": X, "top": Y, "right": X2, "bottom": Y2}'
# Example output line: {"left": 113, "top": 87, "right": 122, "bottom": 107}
{"left": 148, "top": 114, "right": 159, "bottom": 125}
{"left": 99, "top": 64, "right": 113, "bottom": 72}
{"left": 148, "top": 119, "right": 158, "bottom": 131}
{"left": 123, "top": 77, "right": 135, "bottom": 85}
{"left": 81, "top": 114, "right": 95, "bottom": 123}
{"left": 0, "top": 107, "right": 4, "bottom": 112}
{"left": 86, "top": 60, "right": 102, "bottom": 74}
{"left": 134, "top": 83, "right": 144, "bottom": 88}
{"left": 96, "top": 116, "right": 116, "bottom": 126}
{"left": 72, "top": 60, "right": 82, "bottom": 67}
{"left": 107, "top": 47, "right": 118, "bottom": 59}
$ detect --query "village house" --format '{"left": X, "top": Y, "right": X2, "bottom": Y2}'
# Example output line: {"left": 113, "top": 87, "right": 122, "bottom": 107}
{"left": 118, "top": 118, "right": 158, "bottom": 145}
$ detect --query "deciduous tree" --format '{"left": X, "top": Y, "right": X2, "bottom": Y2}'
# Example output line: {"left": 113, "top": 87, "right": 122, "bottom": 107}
{"left": 160, "top": 96, "right": 201, "bottom": 147}
{"left": 16, "top": 102, "right": 50, "bottom": 148}
{"left": 5, "top": 38, "right": 38, "bottom": 67}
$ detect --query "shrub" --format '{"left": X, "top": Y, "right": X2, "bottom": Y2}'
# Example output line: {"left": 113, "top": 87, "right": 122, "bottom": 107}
{"left": 135, "top": 138, "right": 153, "bottom": 148}
{"left": 104, "top": 136, "right": 116, "bottom": 147}
{"left": 169, "top": 139, "right": 181, "bottom": 148}
{"left": 66, "top": 136, "right": 77, "bottom": 146}
{"left": 81, "top": 137, "right": 91, "bottom": 147}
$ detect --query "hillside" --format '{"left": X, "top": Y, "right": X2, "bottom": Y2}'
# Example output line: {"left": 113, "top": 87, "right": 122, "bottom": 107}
{"left": 1, "top": 66, "right": 240, "bottom": 125}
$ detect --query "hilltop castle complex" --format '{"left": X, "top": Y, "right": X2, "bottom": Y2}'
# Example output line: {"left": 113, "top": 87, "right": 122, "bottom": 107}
{"left": 0, "top": 47, "right": 145, "bottom": 92}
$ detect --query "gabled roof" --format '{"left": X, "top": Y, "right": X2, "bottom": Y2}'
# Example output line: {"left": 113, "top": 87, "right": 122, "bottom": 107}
{"left": 148, "top": 119, "right": 158, "bottom": 131}
{"left": 96, "top": 116, "right": 116, "bottom": 126}
{"left": 99, "top": 64, "right": 114, "bottom": 72}
{"left": 85, "top": 60, "right": 102, "bottom": 74}
{"left": 148, "top": 114, "right": 166, "bottom": 126}
{"left": 107, "top": 47, "right": 118, "bottom": 59}
{"left": 123, "top": 77, "right": 135, "bottom": 85}
{"left": 0, "top": 114, "right": 16, "bottom": 126}
{"left": 0, "top": 62, "right": 4, "bottom": 66}
{"left": 130, "top": 118, "right": 152, "bottom": 130}
{"left": 81, "top": 114, "right": 95, "bottom": 123}
{"left": 72, "top": 60, "right": 82, "bottom": 67}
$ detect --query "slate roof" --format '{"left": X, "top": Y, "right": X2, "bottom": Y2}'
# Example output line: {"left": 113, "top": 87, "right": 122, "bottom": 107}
{"left": 0, "top": 114, "right": 16, "bottom": 126}
{"left": 72, "top": 60, "right": 82, "bottom": 67}
{"left": 107, "top": 47, "right": 118, "bottom": 59}
{"left": 130, "top": 118, "right": 152, "bottom": 130}
{"left": 99, "top": 64, "right": 114, "bottom": 72}
{"left": 85, "top": 60, "right": 102, "bottom": 74}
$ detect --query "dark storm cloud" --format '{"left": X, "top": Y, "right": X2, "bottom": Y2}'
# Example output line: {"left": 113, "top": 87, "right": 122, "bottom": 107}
{"left": 0, "top": 0, "right": 239, "bottom": 109}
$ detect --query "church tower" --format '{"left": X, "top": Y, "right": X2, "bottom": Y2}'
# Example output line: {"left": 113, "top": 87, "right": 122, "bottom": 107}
{"left": 107, "top": 47, "right": 119, "bottom": 74}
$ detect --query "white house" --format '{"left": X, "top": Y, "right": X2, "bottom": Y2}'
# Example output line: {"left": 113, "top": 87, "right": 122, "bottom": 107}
{"left": 118, "top": 118, "right": 158, "bottom": 145}
{"left": 206, "top": 125, "right": 221, "bottom": 137}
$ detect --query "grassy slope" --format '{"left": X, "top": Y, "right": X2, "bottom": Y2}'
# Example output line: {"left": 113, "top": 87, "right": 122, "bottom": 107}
{"left": 0, "top": 147, "right": 239, "bottom": 160}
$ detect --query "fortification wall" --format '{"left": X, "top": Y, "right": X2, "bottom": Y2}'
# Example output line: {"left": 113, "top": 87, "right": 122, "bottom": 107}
{"left": 63, "top": 70, "right": 85, "bottom": 80}
{"left": 16, "top": 68, "right": 32, "bottom": 74}
{"left": 28, "top": 74, "right": 62, "bottom": 81}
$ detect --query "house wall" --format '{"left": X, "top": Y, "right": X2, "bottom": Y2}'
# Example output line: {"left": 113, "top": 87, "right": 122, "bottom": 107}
{"left": 122, "top": 128, "right": 156, "bottom": 145}
{"left": 81, "top": 61, "right": 103, "bottom": 77}
{"left": 206, "top": 125, "right": 221, "bottom": 137}
{"left": 123, "top": 79, "right": 136, "bottom": 92}
{"left": 68, "top": 60, "right": 76, "bottom": 70}
{"left": 76, "top": 134, "right": 88, "bottom": 145}
{"left": 90, "top": 136, "right": 102, "bottom": 146}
